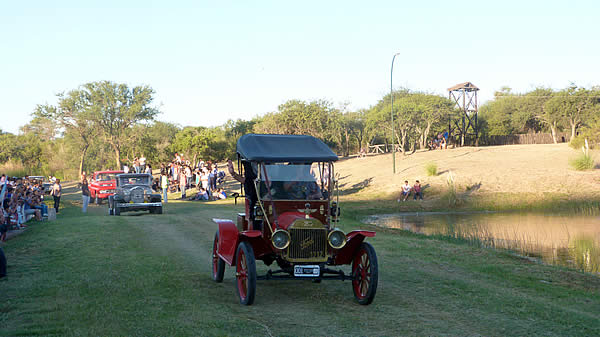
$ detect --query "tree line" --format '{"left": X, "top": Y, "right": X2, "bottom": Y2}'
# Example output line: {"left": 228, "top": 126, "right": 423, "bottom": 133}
{"left": 1, "top": 81, "right": 598, "bottom": 179}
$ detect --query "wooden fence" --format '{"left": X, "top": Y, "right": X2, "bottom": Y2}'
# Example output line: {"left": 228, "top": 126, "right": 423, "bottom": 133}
{"left": 366, "top": 132, "right": 571, "bottom": 153}
{"left": 482, "top": 132, "right": 571, "bottom": 146}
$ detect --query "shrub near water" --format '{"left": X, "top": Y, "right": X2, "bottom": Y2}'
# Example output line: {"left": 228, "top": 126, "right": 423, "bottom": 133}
{"left": 425, "top": 162, "right": 438, "bottom": 176}
{"left": 570, "top": 153, "right": 595, "bottom": 170}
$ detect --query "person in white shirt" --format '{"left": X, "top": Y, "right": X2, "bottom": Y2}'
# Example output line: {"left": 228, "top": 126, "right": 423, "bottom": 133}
{"left": 139, "top": 155, "right": 146, "bottom": 172}
{"left": 399, "top": 180, "right": 412, "bottom": 202}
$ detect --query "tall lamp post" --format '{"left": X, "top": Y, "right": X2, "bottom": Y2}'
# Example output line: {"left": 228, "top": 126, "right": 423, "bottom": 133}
{"left": 390, "top": 52, "right": 400, "bottom": 174}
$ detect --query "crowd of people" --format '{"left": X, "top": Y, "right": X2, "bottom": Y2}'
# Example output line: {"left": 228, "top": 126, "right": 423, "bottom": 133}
{"left": 122, "top": 155, "right": 152, "bottom": 174}
{"left": 0, "top": 174, "right": 57, "bottom": 242}
{"left": 429, "top": 131, "right": 449, "bottom": 150}
{"left": 158, "top": 153, "right": 227, "bottom": 203}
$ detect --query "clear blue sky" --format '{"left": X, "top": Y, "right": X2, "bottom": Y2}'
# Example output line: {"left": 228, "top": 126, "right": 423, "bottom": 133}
{"left": 1, "top": 0, "right": 598, "bottom": 134}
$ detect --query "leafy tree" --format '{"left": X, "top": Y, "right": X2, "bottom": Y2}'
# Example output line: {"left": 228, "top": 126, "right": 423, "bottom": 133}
{"left": 560, "top": 85, "right": 599, "bottom": 140}
{"left": 35, "top": 90, "right": 97, "bottom": 176}
{"left": 83, "top": 81, "right": 159, "bottom": 169}
{"left": 20, "top": 116, "right": 58, "bottom": 141}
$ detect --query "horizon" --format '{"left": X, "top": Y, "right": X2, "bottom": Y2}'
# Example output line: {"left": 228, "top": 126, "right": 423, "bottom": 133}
{"left": 2, "top": 1, "right": 599, "bottom": 134}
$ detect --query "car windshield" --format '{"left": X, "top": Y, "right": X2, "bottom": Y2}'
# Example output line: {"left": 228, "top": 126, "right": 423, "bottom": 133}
{"left": 120, "top": 176, "right": 150, "bottom": 186}
{"left": 97, "top": 173, "right": 118, "bottom": 181}
{"left": 259, "top": 163, "right": 328, "bottom": 200}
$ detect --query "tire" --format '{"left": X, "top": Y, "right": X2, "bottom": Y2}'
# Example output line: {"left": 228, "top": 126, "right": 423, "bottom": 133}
{"left": 108, "top": 207, "right": 113, "bottom": 216}
{"left": 156, "top": 206, "right": 163, "bottom": 214}
{"left": 114, "top": 206, "right": 121, "bottom": 216}
{"left": 0, "top": 247, "right": 6, "bottom": 278}
{"left": 235, "top": 241, "right": 257, "bottom": 305}
{"left": 352, "top": 242, "right": 378, "bottom": 305}
{"left": 94, "top": 194, "right": 100, "bottom": 205}
{"left": 211, "top": 232, "right": 225, "bottom": 282}
{"left": 108, "top": 196, "right": 114, "bottom": 215}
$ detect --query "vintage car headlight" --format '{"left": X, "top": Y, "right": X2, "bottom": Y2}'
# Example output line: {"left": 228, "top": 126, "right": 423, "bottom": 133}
{"left": 271, "top": 229, "right": 290, "bottom": 250}
{"left": 328, "top": 229, "right": 346, "bottom": 249}
{"left": 122, "top": 190, "right": 131, "bottom": 202}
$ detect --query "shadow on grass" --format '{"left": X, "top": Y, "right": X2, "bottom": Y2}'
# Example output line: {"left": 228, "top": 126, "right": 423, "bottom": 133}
{"left": 339, "top": 177, "right": 373, "bottom": 196}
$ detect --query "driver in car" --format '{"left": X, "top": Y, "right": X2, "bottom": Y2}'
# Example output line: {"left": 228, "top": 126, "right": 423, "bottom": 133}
{"left": 282, "top": 166, "right": 322, "bottom": 200}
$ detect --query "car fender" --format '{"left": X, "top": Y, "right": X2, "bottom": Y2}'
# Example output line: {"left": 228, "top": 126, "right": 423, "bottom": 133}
{"left": 213, "top": 219, "right": 262, "bottom": 266}
{"left": 334, "top": 230, "right": 376, "bottom": 265}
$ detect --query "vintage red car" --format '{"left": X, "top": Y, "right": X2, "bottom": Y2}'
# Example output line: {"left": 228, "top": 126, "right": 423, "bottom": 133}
{"left": 212, "top": 134, "right": 378, "bottom": 305}
{"left": 89, "top": 170, "right": 124, "bottom": 204}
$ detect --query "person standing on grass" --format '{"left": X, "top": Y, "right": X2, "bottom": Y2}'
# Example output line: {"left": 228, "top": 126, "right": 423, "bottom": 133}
{"left": 51, "top": 179, "right": 62, "bottom": 213}
{"left": 399, "top": 180, "right": 412, "bottom": 202}
{"left": 179, "top": 170, "right": 187, "bottom": 199}
{"left": 413, "top": 180, "right": 423, "bottom": 200}
{"left": 81, "top": 177, "right": 90, "bottom": 213}
{"left": 161, "top": 172, "right": 169, "bottom": 203}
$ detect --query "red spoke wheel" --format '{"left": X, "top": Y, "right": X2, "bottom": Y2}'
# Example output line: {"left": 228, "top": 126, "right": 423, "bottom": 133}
{"left": 211, "top": 231, "right": 225, "bottom": 282}
{"left": 352, "top": 242, "right": 378, "bottom": 305}
{"left": 235, "top": 241, "right": 257, "bottom": 305}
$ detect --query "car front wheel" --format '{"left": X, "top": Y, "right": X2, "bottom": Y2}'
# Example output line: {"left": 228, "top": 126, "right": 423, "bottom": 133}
{"left": 235, "top": 241, "right": 256, "bottom": 305}
{"left": 352, "top": 242, "right": 378, "bottom": 305}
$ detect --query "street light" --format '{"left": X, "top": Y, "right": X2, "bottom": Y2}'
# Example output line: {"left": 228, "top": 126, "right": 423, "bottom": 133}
{"left": 390, "top": 52, "right": 400, "bottom": 174}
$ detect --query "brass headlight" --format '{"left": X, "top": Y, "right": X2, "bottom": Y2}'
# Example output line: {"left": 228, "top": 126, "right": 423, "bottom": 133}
{"left": 328, "top": 229, "right": 346, "bottom": 249}
{"left": 271, "top": 229, "right": 291, "bottom": 249}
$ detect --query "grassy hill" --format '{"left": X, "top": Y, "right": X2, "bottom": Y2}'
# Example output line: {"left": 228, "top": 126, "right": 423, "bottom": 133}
{"left": 335, "top": 143, "right": 600, "bottom": 213}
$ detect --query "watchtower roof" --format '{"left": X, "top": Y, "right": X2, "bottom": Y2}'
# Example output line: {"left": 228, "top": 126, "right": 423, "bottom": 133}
{"left": 447, "top": 82, "right": 479, "bottom": 92}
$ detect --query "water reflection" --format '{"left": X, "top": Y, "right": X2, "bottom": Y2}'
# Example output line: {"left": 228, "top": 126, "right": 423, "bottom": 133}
{"left": 364, "top": 212, "right": 600, "bottom": 274}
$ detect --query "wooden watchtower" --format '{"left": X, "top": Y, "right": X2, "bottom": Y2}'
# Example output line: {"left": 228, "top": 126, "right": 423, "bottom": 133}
{"left": 448, "top": 82, "right": 479, "bottom": 146}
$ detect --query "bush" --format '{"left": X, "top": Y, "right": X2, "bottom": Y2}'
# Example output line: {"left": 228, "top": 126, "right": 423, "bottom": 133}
{"left": 569, "top": 153, "right": 595, "bottom": 171}
{"left": 569, "top": 135, "right": 586, "bottom": 150}
{"left": 425, "top": 162, "right": 438, "bottom": 176}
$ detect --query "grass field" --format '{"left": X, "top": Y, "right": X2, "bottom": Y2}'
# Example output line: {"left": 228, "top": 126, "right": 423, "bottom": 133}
{"left": 1, "top": 183, "right": 599, "bottom": 336}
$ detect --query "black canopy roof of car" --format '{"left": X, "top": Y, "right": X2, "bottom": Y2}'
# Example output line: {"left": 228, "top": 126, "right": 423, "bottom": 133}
{"left": 237, "top": 134, "right": 338, "bottom": 162}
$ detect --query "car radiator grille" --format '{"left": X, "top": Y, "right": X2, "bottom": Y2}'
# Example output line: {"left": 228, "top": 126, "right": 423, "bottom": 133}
{"left": 285, "top": 228, "right": 328, "bottom": 262}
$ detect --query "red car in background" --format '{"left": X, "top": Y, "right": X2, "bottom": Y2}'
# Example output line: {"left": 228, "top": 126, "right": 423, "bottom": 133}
{"left": 89, "top": 170, "right": 124, "bottom": 204}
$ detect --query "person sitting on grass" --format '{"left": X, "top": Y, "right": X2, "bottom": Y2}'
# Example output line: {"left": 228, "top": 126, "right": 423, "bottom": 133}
{"left": 196, "top": 187, "right": 209, "bottom": 201}
{"left": 413, "top": 180, "right": 423, "bottom": 200}
{"left": 399, "top": 180, "right": 412, "bottom": 202}
{"left": 215, "top": 188, "right": 226, "bottom": 200}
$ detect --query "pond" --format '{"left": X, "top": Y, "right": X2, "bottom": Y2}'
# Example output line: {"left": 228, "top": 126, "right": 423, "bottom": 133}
{"left": 363, "top": 212, "right": 600, "bottom": 274}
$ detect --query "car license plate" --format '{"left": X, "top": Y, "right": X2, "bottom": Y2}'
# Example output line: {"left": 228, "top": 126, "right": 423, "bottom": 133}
{"left": 294, "top": 265, "right": 320, "bottom": 277}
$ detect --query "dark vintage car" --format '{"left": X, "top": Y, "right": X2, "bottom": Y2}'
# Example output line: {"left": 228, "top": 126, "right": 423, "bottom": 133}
{"left": 89, "top": 170, "right": 124, "bottom": 204}
{"left": 108, "top": 173, "right": 162, "bottom": 215}
{"left": 212, "top": 134, "right": 378, "bottom": 305}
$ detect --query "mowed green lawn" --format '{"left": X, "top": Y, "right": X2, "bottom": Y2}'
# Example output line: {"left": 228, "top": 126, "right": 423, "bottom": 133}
{"left": 1, "top": 188, "right": 599, "bottom": 336}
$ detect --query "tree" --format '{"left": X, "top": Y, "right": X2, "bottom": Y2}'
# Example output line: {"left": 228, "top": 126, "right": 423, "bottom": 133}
{"left": 35, "top": 90, "right": 97, "bottom": 177}
{"left": 83, "top": 81, "right": 159, "bottom": 169}
{"left": 20, "top": 116, "right": 58, "bottom": 141}
{"left": 561, "top": 85, "right": 598, "bottom": 140}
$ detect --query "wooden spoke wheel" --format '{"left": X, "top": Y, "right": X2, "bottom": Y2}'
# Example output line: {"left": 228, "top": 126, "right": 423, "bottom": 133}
{"left": 211, "top": 231, "right": 225, "bottom": 282}
{"left": 352, "top": 242, "right": 378, "bottom": 305}
{"left": 235, "top": 241, "right": 256, "bottom": 305}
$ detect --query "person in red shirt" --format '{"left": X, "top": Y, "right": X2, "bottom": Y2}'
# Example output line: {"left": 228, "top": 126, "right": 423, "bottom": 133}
{"left": 413, "top": 180, "right": 423, "bottom": 200}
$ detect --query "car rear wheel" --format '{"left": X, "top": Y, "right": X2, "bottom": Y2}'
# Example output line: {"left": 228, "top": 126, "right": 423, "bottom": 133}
{"left": 211, "top": 231, "right": 225, "bottom": 282}
{"left": 352, "top": 242, "right": 378, "bottom": 305}
{"left": 235, "top": 241, "right": 256, "bottom": 305}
